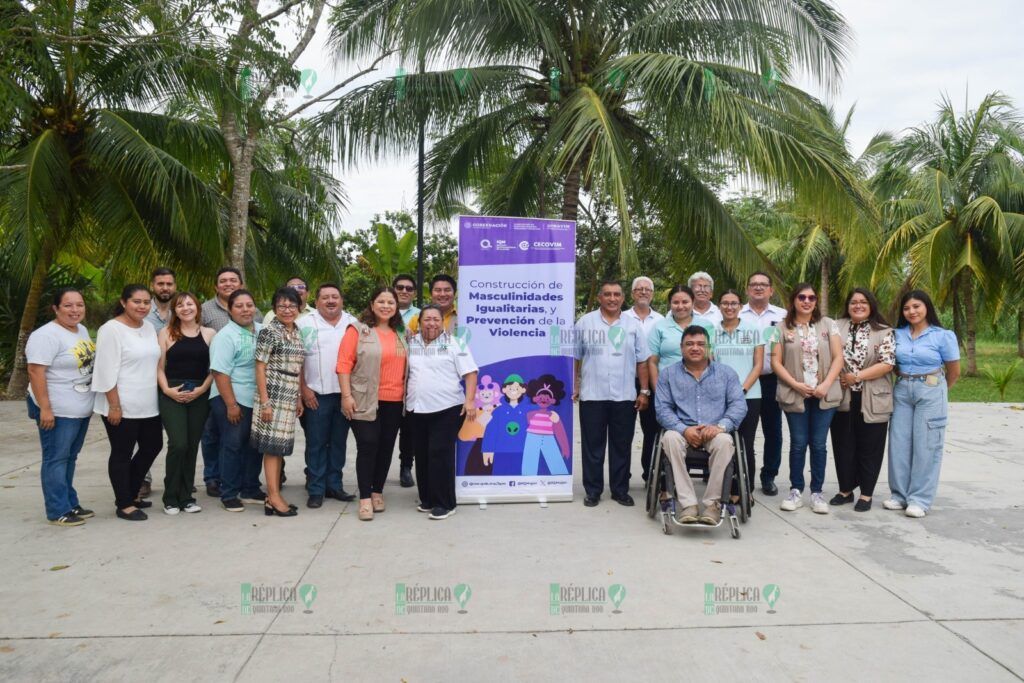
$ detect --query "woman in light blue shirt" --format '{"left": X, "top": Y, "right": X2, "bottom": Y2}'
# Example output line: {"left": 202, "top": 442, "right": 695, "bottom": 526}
{"left": 713, "top": 290, "right": 765, "bottom": 495}
{"left": 886, "top": 290, "right": 960, "bottom": 518}
{"left": 647, "top": 285, "right": 713, "bottom": 390}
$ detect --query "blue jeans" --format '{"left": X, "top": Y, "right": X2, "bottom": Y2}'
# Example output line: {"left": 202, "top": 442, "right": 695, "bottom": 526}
{"left": 888, "top": 377, "right": 948, "bottom": 510}
{"left": 210, "top": 396, "right": 263, "bottom": 501}
{"left": 785, "top": 399, "right": 836, "bottom": 493}
{"left": 521, "top": 432, "right": 569, "bottom": 476}
{"left": 28, "top": 397, "right": 89, "bottom": 520}
{"left": 300, "top": 392, "right": 350, "bottom": 496}
{"left": 200, "top": 412, "right": 220, "bottom": 485}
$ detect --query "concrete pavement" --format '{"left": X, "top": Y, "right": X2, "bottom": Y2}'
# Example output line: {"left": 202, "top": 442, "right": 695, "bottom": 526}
{"left": 0, "top": 400, "right": 1022, "bottom": 681}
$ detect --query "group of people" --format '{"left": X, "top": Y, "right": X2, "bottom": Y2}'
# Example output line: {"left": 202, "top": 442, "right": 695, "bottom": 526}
{"left": 25, "top": 265, "right": 959, "bottom": 530}
{"left": 572, "top": 272, "right": 959, "bottom": 526}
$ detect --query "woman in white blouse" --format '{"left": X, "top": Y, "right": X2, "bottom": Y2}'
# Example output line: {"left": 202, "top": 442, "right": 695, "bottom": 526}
{"left": 405, "top": 306, "right": 478, "bottom": 520}
{"left": 92, "top": 285, "right": 163, "bottom": 521}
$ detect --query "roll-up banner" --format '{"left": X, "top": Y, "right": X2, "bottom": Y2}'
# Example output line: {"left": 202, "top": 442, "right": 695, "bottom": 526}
{"left": 455, "top": 216, "right": 576, "bottom": 503}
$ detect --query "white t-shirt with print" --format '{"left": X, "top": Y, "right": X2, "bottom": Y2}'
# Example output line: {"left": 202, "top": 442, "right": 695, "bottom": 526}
{"left": 91, "top": 319, "right": 161, "bottom": 418}
{"left": 26, "top": 322, "right": 96, "bottom": 418}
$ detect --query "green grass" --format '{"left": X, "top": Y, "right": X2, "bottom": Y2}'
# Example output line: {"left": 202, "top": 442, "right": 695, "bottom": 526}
{"left": 949, "top": 342, "right": 1024, "bottom": 403}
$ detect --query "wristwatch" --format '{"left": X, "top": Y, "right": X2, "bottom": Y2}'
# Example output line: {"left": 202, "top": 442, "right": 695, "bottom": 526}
{"left": 639, "top": 389, "right": 651, "bottom": 396}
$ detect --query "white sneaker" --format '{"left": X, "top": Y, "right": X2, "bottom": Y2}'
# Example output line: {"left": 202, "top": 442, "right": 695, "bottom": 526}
{"left": 905, "top": 504, "right": 926, "bottom": 518}
{"left": 416, "top": 504, "right": 431, "bottom": 513}
{"left": 182, "top": 502, "right": 202, "bottom": 513}
{"left": 811, "top": 492, "right": 829, "bottom": 514}
{"left": 163, "top": 505, "right": 180, "bottom": 516}
{"left": 780, "top": 489, "right": 803, "bottom": 511}
{"left": 883, "top": 498, "right": 906, "bottom": 510}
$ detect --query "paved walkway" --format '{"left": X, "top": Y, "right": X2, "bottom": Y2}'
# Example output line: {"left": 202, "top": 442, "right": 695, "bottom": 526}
{"left": 0, "top": 400, "right": 1022, "bottom": 681}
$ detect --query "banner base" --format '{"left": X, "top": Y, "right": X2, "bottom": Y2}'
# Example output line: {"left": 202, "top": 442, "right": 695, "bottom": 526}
{"left": 457, "top": 494, "right": 574, "bottom": 505}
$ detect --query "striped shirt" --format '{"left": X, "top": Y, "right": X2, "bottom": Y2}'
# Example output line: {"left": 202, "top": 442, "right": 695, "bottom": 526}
{"left": 527, "top": 411, "right": 555, "bottom": 435}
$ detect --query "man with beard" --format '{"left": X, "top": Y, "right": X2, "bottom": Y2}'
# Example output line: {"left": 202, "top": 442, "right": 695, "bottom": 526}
{"left": 145, "top": 268, "right": 177, "bottom": 332}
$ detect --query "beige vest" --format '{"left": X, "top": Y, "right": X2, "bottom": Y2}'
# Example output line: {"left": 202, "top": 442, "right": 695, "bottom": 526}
{"left": 836, "top": 319, "right": 895, "bottom": 423}
{"left": 775, "top": 317, "right": 842, "bottom": 412}
{"left": 347, "top": 322, "right": 408, "bottom": 422}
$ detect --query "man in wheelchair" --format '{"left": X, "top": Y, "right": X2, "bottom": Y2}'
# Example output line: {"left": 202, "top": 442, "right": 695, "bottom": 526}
{"left": 654, "top": 325, "right": 747, "bottom": 525}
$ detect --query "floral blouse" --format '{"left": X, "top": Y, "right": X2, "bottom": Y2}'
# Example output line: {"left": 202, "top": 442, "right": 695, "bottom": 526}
{"left": 844, "top": 322, "right": 896, "bottom": 391}
{"left": 795, "top": 321, "right": 839, "bottom": 389}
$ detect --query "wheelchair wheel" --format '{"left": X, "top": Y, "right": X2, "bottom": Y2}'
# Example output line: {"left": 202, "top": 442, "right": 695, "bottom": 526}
{"left": 646, "top": 432, "right": 664, "bottom": 519}
{"left": 733, "top": 432, "right": 751, "bottom": 523}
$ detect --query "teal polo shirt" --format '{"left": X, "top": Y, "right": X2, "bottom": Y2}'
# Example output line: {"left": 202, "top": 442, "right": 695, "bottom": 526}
{"left": 209, "top": 320, "right": 263, "bottom": 408}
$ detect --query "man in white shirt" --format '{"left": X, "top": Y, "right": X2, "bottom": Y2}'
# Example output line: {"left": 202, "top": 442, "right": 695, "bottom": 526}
{"left": 573, "top": 281, "right": 652, "bottom": 508}
{"left": 738, "top": 271, "right": 787, "bottom": 495}
{"left": 298, "top": 283, "right": 358, "bottom": 507}
{"left": 621, "top": 276, "right": 664, "bottom": 482}
{"left": 689, "top": 271, "right": 723, "bottom": 326}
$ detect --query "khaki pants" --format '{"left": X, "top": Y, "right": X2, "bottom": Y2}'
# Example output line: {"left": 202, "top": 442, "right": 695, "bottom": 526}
{"left": 661, "top": 431, "right": 734, "bottom": 508}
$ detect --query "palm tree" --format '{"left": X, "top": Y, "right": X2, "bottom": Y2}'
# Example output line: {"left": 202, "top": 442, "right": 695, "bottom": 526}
{"left": 322, "top": 0, "right": 865, "bottom": 280}
{"left": 0, "top": 1, "right": 224, "bottom": 396}
{"left": 873, "top": 93, "right": 1024, "bottom": 375}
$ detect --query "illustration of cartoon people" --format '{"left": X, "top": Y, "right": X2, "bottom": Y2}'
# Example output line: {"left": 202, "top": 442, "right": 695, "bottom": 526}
{"left": 458, "top": 374, "right": 502, "bottom": 475}
{"left": 521, "top": 374, "right": 570, "bottom": 476}
{"left": 482, "top": 374, "right": 529, "bottom": 474}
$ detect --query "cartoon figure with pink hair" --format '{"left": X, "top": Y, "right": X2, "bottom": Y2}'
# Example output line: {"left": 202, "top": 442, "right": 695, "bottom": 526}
{"left": 458, "top": 374, "right": 502, "bottom": 475}
{"left": 521, "top": 374, "right": 570, "bottom": 476}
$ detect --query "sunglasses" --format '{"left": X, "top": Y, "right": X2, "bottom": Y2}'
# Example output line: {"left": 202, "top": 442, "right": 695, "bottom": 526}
{"left": 394, "top": 285, "right": 416, "bottom": 292}
{"left": 797, "top": 294, "right": 817, "bottom": 303}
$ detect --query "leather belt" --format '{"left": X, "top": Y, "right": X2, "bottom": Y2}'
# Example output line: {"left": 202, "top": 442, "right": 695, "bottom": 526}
{"left": 897, "top": 370, "right": 941, "bottom": 381}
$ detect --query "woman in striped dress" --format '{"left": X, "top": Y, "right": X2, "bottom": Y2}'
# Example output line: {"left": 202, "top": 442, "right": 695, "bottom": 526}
{"left": 253, "top": 288, "right": 306, "bottom": 517}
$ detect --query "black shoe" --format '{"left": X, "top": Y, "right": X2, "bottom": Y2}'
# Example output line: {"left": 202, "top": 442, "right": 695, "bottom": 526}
{"left": 49, "top": 512, "right": 86, "bottom": 527}
{"left": 70, "top": 506, "right": 94, "bottom": 519}
{"left": 191, "top": 485, "right": 197, "bottom": 493}
{"left": 854, "top": 498, "right": 872, "bottom": 512}
{"left": 326, "top": 489, "right": 356, "bottom": 502}
{"left": 133, "top": 499, "right": 153, "bottom": 509}
{"left": 240, "top": 491, "right": 267, "bottom": 504}
{"left": 137, "top": 481, "right": 152, "bottom": 499}
{"left": 265, "top": 503, "right": 298, "bottom": 517}
{"left": 830, "top": 492, "right": 855, "bottom": 506}
{"left": 116, "top": 508, "right": 148, "bottom": 521}
{"left": 611, "top": 493, "right": 635, "bottom": 507}
{"left": 222, "top": 498, "right": 245, "bottom": 512}
{"left": 400, "top": 467, "right": 415, "bottom": 488}
{"left": 206, "top": 482, "right": 221, "bottom": 498}
{"left": 583, "top": 495, "right": 600, "bottom": 507}
{"left": 761, "top": 478, "right": 778, "bottom": 496}
{"left": 307, "top": 495, "right": 324, "bottom": 509}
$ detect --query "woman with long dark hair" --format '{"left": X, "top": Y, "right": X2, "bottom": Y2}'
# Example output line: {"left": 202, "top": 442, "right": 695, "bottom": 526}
{"left": 829, "top": 288, "right": 895, "bottom": 512}
{"left": 337, "top": 287, "right": 408, "bottom": 521}
{"left": 771, "top": 283, "right": 844, "bottom": 515}
{"left": 885, "top": 290, "right": 960, "bottom": 518}
{"left": 92, "top": 285, "right": 162, "bottom": 521}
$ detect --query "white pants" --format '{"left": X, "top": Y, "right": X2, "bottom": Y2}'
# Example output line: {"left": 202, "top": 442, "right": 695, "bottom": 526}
{"left": 661, "top": 431, "right": 734, "bottom": 508}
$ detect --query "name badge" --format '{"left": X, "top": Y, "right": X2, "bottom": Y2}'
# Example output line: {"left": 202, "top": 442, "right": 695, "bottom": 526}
{"left": 925, "top": 375, "right": 939, "bottom": 386}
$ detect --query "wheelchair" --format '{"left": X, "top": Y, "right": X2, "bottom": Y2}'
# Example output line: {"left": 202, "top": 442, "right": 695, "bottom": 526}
{"left": 644, "top": 428, "right": 752, "bottom": 539}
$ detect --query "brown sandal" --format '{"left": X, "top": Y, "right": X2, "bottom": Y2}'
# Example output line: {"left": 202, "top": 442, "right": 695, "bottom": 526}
{"left": 371, "top": 493, "right": 385, "bottom": 513}
{"left": 358, "top": 499, "right": 373, "bottom": 521}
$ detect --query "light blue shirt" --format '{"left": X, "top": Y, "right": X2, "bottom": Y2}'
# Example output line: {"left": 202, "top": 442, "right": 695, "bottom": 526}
{"left": 573, "top": 310, "right": 651, "bottom": 402}
{"left": 647, "top": 316, "right": 715, "bottom": 370}
{"left": 209, "top": 320, "right": 263, "bottom": 408}
{"left": 400, "top": 305, "right": 421, "bottom": 329}
{"left": 145, "top": 305, "right": 169, "bottom": 333}
{"left": 655, "top": 361, "right": 747, "bottom": 434}
{"left": 894, "top": 325, "right": 959, "bottom": 375}
{"left": 712, "top": 321, "right": 765, "bottom": 399}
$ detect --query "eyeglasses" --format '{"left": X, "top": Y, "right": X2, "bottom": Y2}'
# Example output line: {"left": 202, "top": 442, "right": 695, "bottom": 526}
{"left": 749, "top": 282, "right": 771, "bottom": 289}
{"left": 797, "top": 294, "right": 817, "bottom": 303}
{"left": 276, "top": 304, "right": 299, "bottom": 311}
{"left": 289, "top": 284, "right": 307, "bottom": 291}
{"left": 632, "top": 288, "right": 653, "bottom": 293}
{"left": 692, "top": 284, "right": 712, "bottom": 291}
{"left": 394, "top": 285, "right": 416, "bottom": 292}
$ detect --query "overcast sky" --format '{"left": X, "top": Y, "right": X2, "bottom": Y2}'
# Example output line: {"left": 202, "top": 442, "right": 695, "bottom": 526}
{"left": 283, "top": 0, "right": 1023, "bottom": 234}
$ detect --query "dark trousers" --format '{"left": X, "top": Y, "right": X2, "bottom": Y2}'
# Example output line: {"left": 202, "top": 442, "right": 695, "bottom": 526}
{"left": 102, "top": 415, "right": 163, "bottom": 509}
{"left": 737, "top": 398, "right": 761, "bottom": 493}
{"left": 398, "top": 414, "right": 414, "bottom": 470}
{"left": 409, "top": 405, "right": 462, "bottom": 511}
{"left": 757, "top": 374, "right": 784, "bottom": 481}
{"left": 580, "top": 400, "right": 635, "bottom": 498}
{"left": 635, "top": 380, "right": 660, "bottom": 480}
{"left": 200, "top": 413, "right": 220, "bottom": 485}
{"left": 300, "top": 392, "right": 351, "bottom": 496}
{"left": 159, "top": 386, "right": 210, "bottom": 507}
{"left": 351, "top": 401, "right": 403, "bottom": 498}
{"left": 210, "top": 396, "right": 263, "bottom": 501}
{"left": 830, "top": 392, "right": 888, "bottom": 496}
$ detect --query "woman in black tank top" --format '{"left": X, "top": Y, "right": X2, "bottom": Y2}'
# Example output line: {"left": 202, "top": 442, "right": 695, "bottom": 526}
{"left": 157, "top": 293, "right": 216, "bottom": 514}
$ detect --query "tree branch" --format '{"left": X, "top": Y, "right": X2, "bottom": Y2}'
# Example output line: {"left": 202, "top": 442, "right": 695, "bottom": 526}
{"left": 255, "top": 0, "right": 307, "bottom": 26}
{"left": 252, "top": 0, "right": 327, "bottom": 112}
{"left": 271, "top": 50, "right": 392, "bottom": 124}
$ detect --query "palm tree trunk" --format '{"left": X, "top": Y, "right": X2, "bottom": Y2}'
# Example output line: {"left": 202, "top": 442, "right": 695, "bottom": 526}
{"left": 819, "top": 257, "right": 830, "bottom": 316}
{"left": 951, "top": 277, "right": 965, "bottom": 347}
{"left": 962, "top": 274, "right": 978, "bottom": 376}
{"left": 227, "top": 153, "right": 253, "bottom": 278}
{"left": 561, "top": 166, "right": 581, "bottom": 222}
{"left": 6, "top": 243, "right": 54, "bottom": 398}
{"left": 1017, "top": 306, "right": 1023, "bottom": 359}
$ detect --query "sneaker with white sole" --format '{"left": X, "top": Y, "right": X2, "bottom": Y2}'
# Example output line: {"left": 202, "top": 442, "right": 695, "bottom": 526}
{"left": 429, "top": 506, "right": 456, "bottom": 520}
{"left": 416, "top": 504, "right": 431, "bottom": 513}
{"left": 780, "top": 488, "right": 803, "bottom": 511}
{"left": 182, "top": 502, "right": 202, "bottom": 513}
{"left": 905, "top": 504, "right": 926, "bottom": 518}
{"left": 810, "top": 492, "right": 829, "bottom": 514}
{"left": 163, "top": 505, "right": 180, "bottom": 515}
{"left": 882, "top": 498, "right": 906, "bottom": 510}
